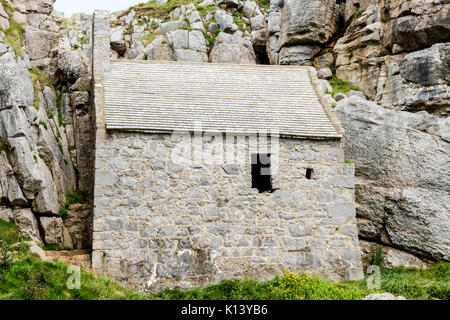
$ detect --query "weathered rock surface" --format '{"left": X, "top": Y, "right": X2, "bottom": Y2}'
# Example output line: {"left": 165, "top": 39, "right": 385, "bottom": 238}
{"left": 12, "top": 208, "right": 42, "bottom": 244}
{"left": 64, "top": 204, "right": 91, "bottom": 249}
{"left": 362, "top": 293, "right": 407, "bottom": 300}
{"left": 278, "top": 0, "right": 341, "bottom": 47}
{"left": 336, "top": 97, "right": 450, "bottom": 261}
{"left": 0, "top": 60, "right": 34, "bottom": 109}
{"left": 211, "top": 31, "right": 256, "bottom": 64}
{"left": 40, "top": 216, "right": 74, "bottom": 249}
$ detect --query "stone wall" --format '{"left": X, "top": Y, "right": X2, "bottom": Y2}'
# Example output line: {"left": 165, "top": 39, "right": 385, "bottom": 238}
{"left": 92, "top": 130, "right": 364, "bottom": 291}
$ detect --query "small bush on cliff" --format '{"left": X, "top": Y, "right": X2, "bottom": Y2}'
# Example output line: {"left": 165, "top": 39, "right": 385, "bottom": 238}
{"left": 371, "top": 246, "right": 385, "bottom": 267}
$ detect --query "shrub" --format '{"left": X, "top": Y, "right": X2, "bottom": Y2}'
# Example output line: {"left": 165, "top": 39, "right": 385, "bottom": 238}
{"left": 371, "top": 246, "right": 385, "bottom": 267}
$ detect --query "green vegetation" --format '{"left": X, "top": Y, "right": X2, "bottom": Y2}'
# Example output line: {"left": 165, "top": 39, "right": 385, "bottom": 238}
{"left": 381, "top": 17, "right": 389, "bottom": 23}
{"left": 1, "top": 221, "right": 448, "bottom": 300}
{"left": 55, "top": 94, "right": 66, "bottom": 126}
{"left": 29, "top": 67, "right": 53, "bottom": 110}
{"left": 39, "top": 121, "right": 48, "bottom": 130}
{"left": 140, "top": 30, "right": 161, "bottom": 46}
{"left": 119, "top": 0, "right": 196, "bottom": 21}
{"left": 344, "top": 159, "right": 356, "bottom": 164}
{"left": 68, "top": 145, "right": 76, "bottom": 151}
{"left": 0, "top": 138, "right": 6, "bottom": 153}
{"left": 255, "top": 0, "right": 270, "bottom": 10}
{"left": 327, "top": 75, "right": 362, "bottom": 96}
{"left": 447, "top": 81, "right": 450, "bottom": 86}
{"left": 1, "top": 0, "right": 25, "bottom": 58}
{"left": 233, "top": 13, "right": 251, "bottom": 33}
{"left": 204, "top": 33, "right": 215, "bottom": 49}
{"left": 58, "top": 191, "right": 89, "bottom": 220}
{"left": 371, "top": 246, "right": 385, "bottom": 267}
{"left": 355, "top": 9, "right": 364, "bottom": 19}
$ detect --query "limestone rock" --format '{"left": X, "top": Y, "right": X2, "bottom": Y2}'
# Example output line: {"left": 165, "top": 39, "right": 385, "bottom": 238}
{"left": 64, "top": 204, "right": 91, "bottom": 249}
{"left": 0, "top": 206, "right": 13, "bottom": 222}
{"left": 215, "top": 10, "right": 238, "bottom": 33}
{"left": 0, "top": 60, "right": 34, "bottom": 110}
{"left": 32, "top": 158, "right": 59, "bottom": 215}
{"left": 278, "top": 0, "right": 340, "bottom": 47}
{"left": 278, "top": 45, "right": 318, "bottom": 66}
{"left": 243, "top": 1, "right": 262, "bottom": 19}
{"left": 400, "top": 43, "right": 449, "bottom": 86}
{"left": 167, "top": 29, "right": 208, "bottom": 62}
{"left": 12, "top": 208, "right": 42, "bottom": 244}
{"left": 8, "top": 137, "right": 43, "bottom": 199}
{"left": 144, "top": 35, "right": 171, "bottom": 61}
{"left": 336, "top": 97, "right": 450, "bottom": 260}
{"left": 211, "top": 32, "right": 256, "bottom": 64}
{"left": 362, "top": 293, "right": 407, "bottom": 300}
{"left": 24, "top": 27, "right": 59, "bottom": 60}
{"left": 40, "top": 216, "right": 74, "bottom": 249}
{"left": 27, "top": 240, "right": 47, "bottom": 260}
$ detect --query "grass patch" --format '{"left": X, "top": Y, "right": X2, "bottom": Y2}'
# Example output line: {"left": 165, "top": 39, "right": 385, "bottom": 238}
{"left": 355, "top": 9, "right": 364, "bottom": 19}
{"left": 344, "top": 159, "right": 356, "bottom": 164}
{"left": 29, "top": 68, "right": 52, "bottom": 111}
{"left": 204, "top": 33, "right": 215, "bottom": 49}
{"left": 119, "top": 0, "right": 196, "bottom": 21}
{"left": 255, "top": 0, "right": 270, "bottom": 10}
{"left": 327, "top": 75, "right": 362, "bottom": 96}
{"left": 140, "top": 30, "right": 161, "bottom": 46}
{"left": 1, "top": 0, "right": 25, "bottom": 58}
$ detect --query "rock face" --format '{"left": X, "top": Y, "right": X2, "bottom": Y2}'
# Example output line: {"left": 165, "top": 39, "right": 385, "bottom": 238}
{"left": 333, "top": 1, "right": 449, "bottom": 116}
{"left": 0, "top": 0, "right": 94, "bottom": 250}
{"left": 336, "top": 97, "right": 450, "bottom": 261}
{"left": 278, "top": 0, "right": 341, "bottom": 47}
{"left": 211, "top": 31, "right": 256, "bottom": 64}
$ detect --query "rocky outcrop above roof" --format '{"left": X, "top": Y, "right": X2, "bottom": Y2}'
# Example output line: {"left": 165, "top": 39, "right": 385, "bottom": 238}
{"left": 336, "top": 97, "right": 450, "bottom": 261}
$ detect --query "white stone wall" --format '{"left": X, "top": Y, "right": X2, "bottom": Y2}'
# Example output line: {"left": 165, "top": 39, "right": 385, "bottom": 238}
{"left": 92, "top": 130, "right": 363, "bottom": 291}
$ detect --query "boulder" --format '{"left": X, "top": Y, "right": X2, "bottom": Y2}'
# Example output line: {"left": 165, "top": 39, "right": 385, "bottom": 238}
{"left": 278, "top": 0, "right": 340, "bottom": 47}
{"left": 243, "top": 1, "right": 262, "bottom": 19}
{"left": 7, "top": 137, "right": 43, "bottom": 199}
{"left": 400, "top": 43, "right": 450, "bottom": 86}
{"left": 214, "top": 10, "right": 238, "bottom": 33}
{"left": 362, "top": 293, "right": 407, "bottom": 300}
{"left": 24, "top": 27, "right": 59, "bottom": 60}
{"left": 32, "top": 158, "right": 59, "bottom": 215}
{"left": 278, "top": 45, "right": 318, "bottom": 66}
{"left": 0, "top": 60, "right": 34, "bottom": 110}
{"left": 144, "top": 35, "right": 171, "bottom": 61}
{"left": 12, "top": 208, "right": 42, "bottom": 244}
{"left": 336, "top": 97, "right": 450, "bottom": 260}
{"left": 40, "top": 216, "right": 74, "bottom": 249}
{"left": 57, "top": 37, "right": 91, "bottom": 82}
{"left": 211, "top": 32, "right": 256, "bottom": 64}
{"left": 0, "top": 206, "right": 13, "bottom": 222}
{"left": 64, "top": 204, "right": 91, "bottom": 249}
{"left": 167, "top": 30, "right": 208, "bottom": 62}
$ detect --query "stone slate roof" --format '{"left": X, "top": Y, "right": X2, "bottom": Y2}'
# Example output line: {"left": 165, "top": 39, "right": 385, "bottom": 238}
{"left": 103, "top": 60, "right": 341, "bottom": 139}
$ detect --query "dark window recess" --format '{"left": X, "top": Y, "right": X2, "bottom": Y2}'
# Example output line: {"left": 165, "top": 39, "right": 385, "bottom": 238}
{"left": 306, "top": 168, "right": 314, "bottom": 180}
{"left": 251, "top": 154, "right": 273, "bottom": 193}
